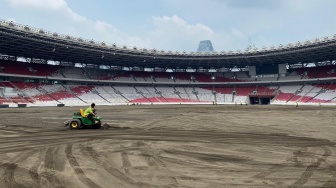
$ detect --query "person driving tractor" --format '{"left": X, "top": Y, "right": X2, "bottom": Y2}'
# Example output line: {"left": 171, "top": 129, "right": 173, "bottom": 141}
{"left": 84, "top": 103, "right": 97, "bottom": 122}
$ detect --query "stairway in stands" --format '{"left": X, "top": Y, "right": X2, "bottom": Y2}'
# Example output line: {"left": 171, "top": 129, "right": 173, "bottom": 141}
{"left": 60, "top": 84, "right": 87, "bottom": 104}
{"left": 111, "top": 86, "right": 130, "bottom": 102}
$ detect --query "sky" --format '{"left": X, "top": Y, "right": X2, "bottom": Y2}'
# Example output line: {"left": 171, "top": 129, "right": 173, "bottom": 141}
{"left": 0, "top": 0, "right": 335, "bottom": 52}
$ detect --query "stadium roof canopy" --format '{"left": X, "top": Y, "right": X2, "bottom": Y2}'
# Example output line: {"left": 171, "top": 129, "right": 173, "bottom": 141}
{"left": 0, "top": 20, "right": 336, "bottom": 69}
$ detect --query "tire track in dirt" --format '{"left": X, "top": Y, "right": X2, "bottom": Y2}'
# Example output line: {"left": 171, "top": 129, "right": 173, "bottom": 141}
{"left": 0, "top": 129, "right": 334, "bottom": 151}
{"left": 135, "top": 141, "right": 178, "bottom": 185}
{"left": 2, "top": 164, "right": 29, "bottom": 188}
{"left": 65, "top": 143, "right": 102, "bottom": 188}
{"left": 322, "top": 177, "right": 336, "bottom": 188}
{"left": 29, "top": 149, "right": 46, "bottom": 188}
{"left": 290, "top": 146, "right": 332, "bottom": 187}
{"left": 121, "top": 152, "right": 131, "bottom": 174}
{"left": 80, "top": 145, "right": 170, "bottom": 188}
{"left": 253, "top": 163, "right": 290, "bottom": 179}
{"left": 53, "top": 146, "right": 66, "bottom": 172}
{"left": 43, "top": 147, "right": 66, "bottom": 188}
{"left": 253, "top": 147, "right": 308, "bottom": 179}
{"left": 1, "top": 150, "right": 38, "bottom": 188}
{"left": 322, "top": 146, "right": 336, "bottom": 188}
{"left": 137, "top": 141, "right": 166, "bottom": 167}
{"left": 0, "top": 154, "right": 10, "bottom": 162}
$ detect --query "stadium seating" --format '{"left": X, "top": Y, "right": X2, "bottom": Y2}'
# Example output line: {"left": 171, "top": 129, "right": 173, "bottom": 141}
{"left": 2, "top": 80, "right": 336, "bottom": 105}
{"left": 3, "top": 59, "right": 336, "bottom": 106}
{"left": 156, "top": 87, "right": 183, "bottom": 102}
{"left": 26, "top": 63, "right": 59, "bottom": 76}
{"left": 0, "top": 97, "right": 11, "bottom": 104}
{"left": 0, "top": 60, "right": 34, "bottom": 75}
{"left": 94, "top": 86, "right": 127, "bottom": 103}
{"left": 235, "top": 87, "right": 256, "bottom": 96}
{"left": 234, "top": 96, "right": 248, "bottom": 104}
{"left": 194, "top": 87, "right": 214, "bottom": 102}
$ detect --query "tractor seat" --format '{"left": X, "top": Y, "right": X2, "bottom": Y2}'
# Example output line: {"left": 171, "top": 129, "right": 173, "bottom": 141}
{"left": 80, "top": 109, "right": 87, "bottom": 117}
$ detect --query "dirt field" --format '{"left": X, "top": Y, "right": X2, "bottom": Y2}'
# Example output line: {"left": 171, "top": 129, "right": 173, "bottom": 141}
{"left": 0, "top": 104, "right": 335, "bottom": 188}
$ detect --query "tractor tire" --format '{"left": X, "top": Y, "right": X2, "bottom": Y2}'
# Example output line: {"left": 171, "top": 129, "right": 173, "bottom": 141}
{"left": 69, "top": 119, "right": 81, "bottom": 130}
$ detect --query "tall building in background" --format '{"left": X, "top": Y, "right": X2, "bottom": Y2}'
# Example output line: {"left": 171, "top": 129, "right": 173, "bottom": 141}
{"left": 197, "top": 40, "right": 214, "bottom": 52}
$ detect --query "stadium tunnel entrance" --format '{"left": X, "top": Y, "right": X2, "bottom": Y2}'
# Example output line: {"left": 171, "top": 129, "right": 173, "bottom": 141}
{"left": 249, "top": 94, "right": 276, "bottom": 105}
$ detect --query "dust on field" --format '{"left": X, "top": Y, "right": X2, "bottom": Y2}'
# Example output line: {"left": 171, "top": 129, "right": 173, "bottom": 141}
{"left": 0, "top": 105, "right": 336, "bottom": 187}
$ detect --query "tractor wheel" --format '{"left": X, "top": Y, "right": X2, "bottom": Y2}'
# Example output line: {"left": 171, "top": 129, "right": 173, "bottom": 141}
{"left": 69, "top": 119, "right": 81, "bottom": 130}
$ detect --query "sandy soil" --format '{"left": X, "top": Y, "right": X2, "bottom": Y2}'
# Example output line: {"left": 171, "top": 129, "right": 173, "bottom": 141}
{"left": 0, "top": 104, "right": 335, "bottom": 187}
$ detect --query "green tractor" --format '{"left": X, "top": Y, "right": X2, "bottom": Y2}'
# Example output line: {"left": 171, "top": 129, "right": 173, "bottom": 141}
{"left": 64, "top": 109, "right": 102, "bottom": 129}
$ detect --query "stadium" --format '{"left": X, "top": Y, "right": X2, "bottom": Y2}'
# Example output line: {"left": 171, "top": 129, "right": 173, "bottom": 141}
{"left": 1, "top": 18, "right": 336, "bottom": 188}
{"left": 1, "top": 20, "right": 336, "bottom": 107}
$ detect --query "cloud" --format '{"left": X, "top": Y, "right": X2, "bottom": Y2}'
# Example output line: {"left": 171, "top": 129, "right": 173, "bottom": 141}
{"left": 2, "top": 0, "right": 263, "bottom": 52}
{"left": 224, "top": 0, "right": 280, "bottom": 9}
{"left": 5, "top": 0, "right": 150, "bottom": 47}
{"left": 7, "top": 0, "right": 67, "bottom": 10}
{"left": 148, "top": 15, "right": 256, "bottom": 51}
{"left": 4, "top": 0, "right": 334, "bottom": 52}
{"left": 231, "top": 28, "right": 247, "bottom": 40}
{"left": 149, "top": 15, "right": 215, "bottom": 50}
